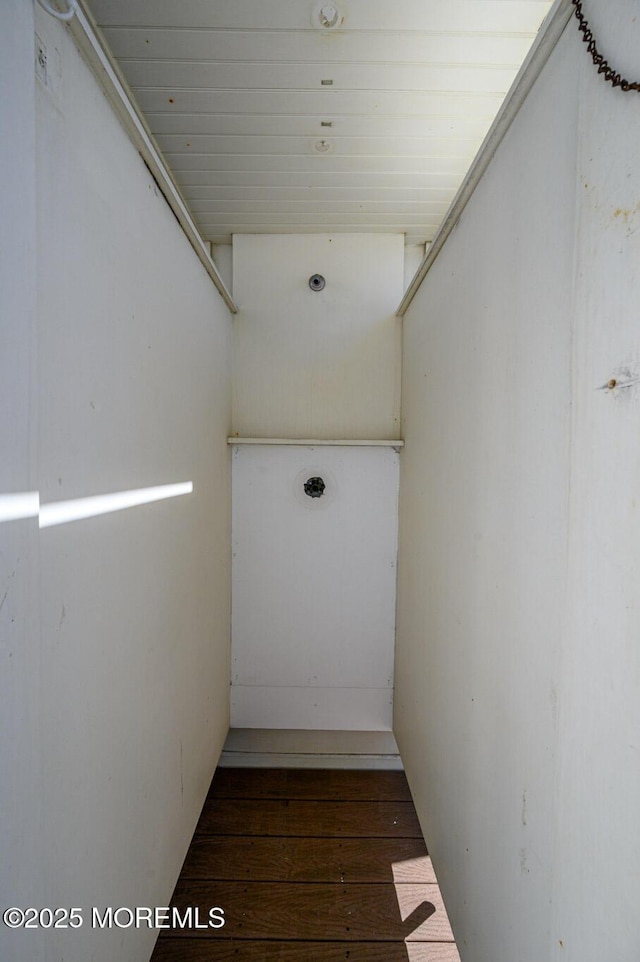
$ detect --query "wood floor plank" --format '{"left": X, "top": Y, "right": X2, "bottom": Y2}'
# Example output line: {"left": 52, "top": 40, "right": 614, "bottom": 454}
{"left": 208, "top": 769, "right": 412, "bottom": 802}
{"left": 152, "top": 940, "right": 461, "bottom": 962}
{"left": 151, "top": 939, "right": 445, "bottom": 961}
{"left": 163, "top": 881, "right": 454, "bottom": 941}
{"left": 406, "top": 947, "right": 461, "bottom": 962}
{"left": 153, "top": 768, "right": 461, "bottom": 962}
{"left": 194, "top": 800, "right": 422, "bottom": 838}
{"left": 180, "top": 836, "right": 429, "bottom": 882}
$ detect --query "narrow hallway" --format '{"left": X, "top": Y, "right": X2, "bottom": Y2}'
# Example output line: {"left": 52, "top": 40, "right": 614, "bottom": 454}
{"left": 151, "top": 768, "right": 459, "bottom": 961}
{"left": 5, "top": 4, "right": 640, "bottom": 962}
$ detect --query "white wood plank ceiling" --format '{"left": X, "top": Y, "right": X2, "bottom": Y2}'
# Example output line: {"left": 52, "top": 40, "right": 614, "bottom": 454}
{"left": 87, "top": 0, "right": 553, "bottom": 246}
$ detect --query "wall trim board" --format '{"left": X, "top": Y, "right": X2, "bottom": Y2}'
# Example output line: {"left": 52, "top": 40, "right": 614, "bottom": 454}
{"left": 396, "top": 0, "right": 573, "bottom": 317}
{"left": 67, "top": 1, "right": 237, "bottom": 313}
{"left": 228, "top": 437, "right": 404, "bottom": 447}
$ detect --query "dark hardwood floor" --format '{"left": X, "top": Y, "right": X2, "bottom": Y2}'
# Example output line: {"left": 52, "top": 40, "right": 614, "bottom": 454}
{"left": 151, "top": 768, "right": 460, "bottom": 961}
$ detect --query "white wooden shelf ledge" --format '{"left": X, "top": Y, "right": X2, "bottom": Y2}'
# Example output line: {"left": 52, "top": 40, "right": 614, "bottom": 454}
{"left": 228, "top": 437, "right": 404, "bottom": 447}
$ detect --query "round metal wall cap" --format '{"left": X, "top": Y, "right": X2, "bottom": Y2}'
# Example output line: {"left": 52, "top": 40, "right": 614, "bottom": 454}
{"left": 309, "top": 274, "right": 326, "bottom": 291}
{"left": 293, "top": 465, "right": 337, "bottom": 509}
{"left": 304, "top": 476, "right": 326, "bottom": 499}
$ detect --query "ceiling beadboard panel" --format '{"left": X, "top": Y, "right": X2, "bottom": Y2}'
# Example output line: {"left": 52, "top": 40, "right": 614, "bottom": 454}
{"left": 104, "top": 30, "right": 534, "bottom": 66}
{"left": 87, "top": 0, "right": 553, "bottom": 245}
{"left": 87, "top": 1, "right": 553, "bottom": 32}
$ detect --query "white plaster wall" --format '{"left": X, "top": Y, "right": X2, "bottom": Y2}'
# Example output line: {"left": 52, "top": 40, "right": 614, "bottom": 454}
{"left": 550, "top": 4, "right": 640, "bottom": 957}
{"left": 396, "top": 9, "right": 640, "bottom": 962}
{"left": 0, "top": 4, "right": 44, "bottom": 961}
{"left": 0, "top": 8, "right": 232, "bottom": 961}
{"left": 231, "top": 444, "right": 399, "bottom": 730}
{"left": 232, "top": 233, "right": 404, "bottom": 439}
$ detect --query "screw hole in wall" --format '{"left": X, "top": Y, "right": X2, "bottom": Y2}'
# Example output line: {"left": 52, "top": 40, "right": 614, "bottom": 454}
{"left": 309, "top": 274, "right": 325, "bottom": 291}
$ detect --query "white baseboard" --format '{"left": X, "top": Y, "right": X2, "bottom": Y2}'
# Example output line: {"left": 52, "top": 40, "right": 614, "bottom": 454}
{"left": 230, "top": 686, "right": 393, "bottom": 731}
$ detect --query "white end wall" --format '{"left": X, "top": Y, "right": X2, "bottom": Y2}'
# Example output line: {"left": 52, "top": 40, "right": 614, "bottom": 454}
{"left": 396, "top": 7, "right": 640, "bottom": 962}
{"left": 232, "top": 233, "right": 404, "bottom": 439}
{"left": 1, "top": 6, "right": 232, "bottom": 961}
{"left": 231, "top": 443, "right": 399, "bottom": 730}
{"left": 229, "top": 234, "right": 404, "bottom": 733}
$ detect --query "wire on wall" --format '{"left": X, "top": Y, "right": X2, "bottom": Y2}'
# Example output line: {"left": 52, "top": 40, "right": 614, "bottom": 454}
{"left": 572, "top": 0, "right": 640, "bottom": 91}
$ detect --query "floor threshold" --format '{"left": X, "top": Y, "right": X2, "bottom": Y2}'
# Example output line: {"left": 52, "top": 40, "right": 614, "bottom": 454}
{"left": 219, "top": 728, "right": 403, "bottom": 770}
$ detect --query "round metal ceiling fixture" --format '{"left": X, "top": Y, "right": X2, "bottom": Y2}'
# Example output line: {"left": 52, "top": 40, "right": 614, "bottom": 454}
{"left": 311, "top": 2, "right": 343, "bottom": 30}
